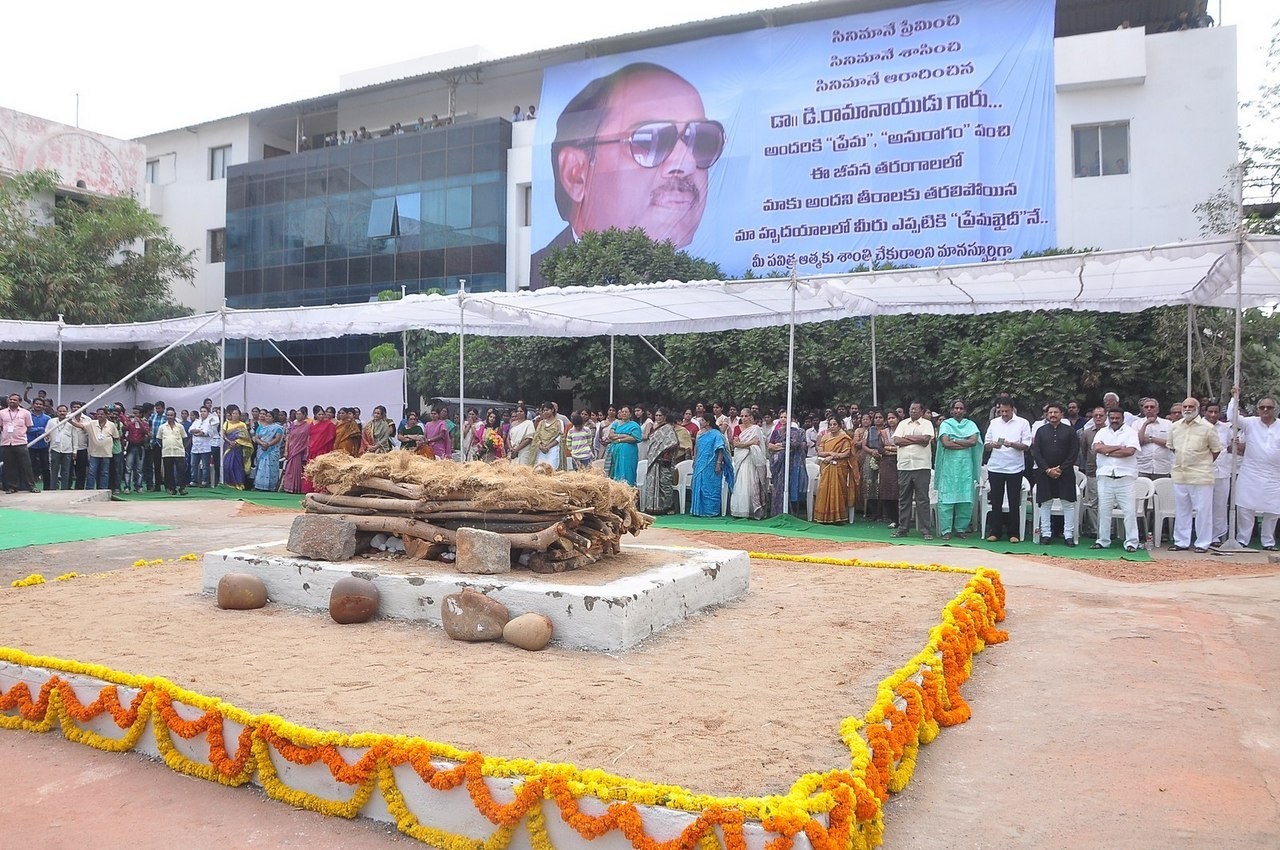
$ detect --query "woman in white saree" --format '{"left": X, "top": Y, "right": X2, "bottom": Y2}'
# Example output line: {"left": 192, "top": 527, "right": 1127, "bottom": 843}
{"left": 730, "top": 410, "right": 769, "bottom": 520}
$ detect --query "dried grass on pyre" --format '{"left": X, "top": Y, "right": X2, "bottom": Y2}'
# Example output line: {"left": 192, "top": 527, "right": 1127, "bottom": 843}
{"left": 302, "top": 453, "right": 652, "bottom": 572}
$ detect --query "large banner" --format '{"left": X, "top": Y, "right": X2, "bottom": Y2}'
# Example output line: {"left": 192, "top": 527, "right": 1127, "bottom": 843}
{"left": 530, "top": 0, "right": 1056, "bottom": 286}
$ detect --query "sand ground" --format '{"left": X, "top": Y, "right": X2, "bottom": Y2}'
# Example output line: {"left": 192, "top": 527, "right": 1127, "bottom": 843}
{"left": 1, "top": 490, "right": 1278, "bottom": 848}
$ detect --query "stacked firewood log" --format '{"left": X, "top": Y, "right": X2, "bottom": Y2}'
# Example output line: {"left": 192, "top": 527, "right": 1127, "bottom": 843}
{"left": 301, "top": 453, "right": 652, "bottom": 573}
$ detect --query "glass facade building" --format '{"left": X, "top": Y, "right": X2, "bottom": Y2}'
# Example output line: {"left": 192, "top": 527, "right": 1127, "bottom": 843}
{"left": 224, "top": 119, "right": 510, "bottom": 374}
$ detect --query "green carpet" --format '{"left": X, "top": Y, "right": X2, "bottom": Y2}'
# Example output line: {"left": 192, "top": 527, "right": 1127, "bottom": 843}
{"left": 114, "top": 487, "right": 304, "bottom": 510}
{"left": 0, "top": 508, "right": 171, "bottom": 551}
{"left": 652, "top": 513, "right": 1154, "bottom": 561}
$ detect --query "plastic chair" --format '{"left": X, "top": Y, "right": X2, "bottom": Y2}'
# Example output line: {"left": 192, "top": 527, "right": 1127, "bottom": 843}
{"left": 635, "top": 459, "right": 649, "bottom": 491}
{"left": 1151, "top": 477, "right": 1178, "bottom": 546}
{"left": 980, "top": 476, "right": 1031, "bottom": 541}
{"left": 673, "top": 459, "right": 694, "bottom": 514}
{"left": 805, "top": 459, "right": 820, "bottom": 521}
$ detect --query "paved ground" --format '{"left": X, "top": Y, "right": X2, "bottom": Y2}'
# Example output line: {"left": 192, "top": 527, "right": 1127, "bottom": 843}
{"left": 1, "top": 494, "right": 1277, "bottom": 848}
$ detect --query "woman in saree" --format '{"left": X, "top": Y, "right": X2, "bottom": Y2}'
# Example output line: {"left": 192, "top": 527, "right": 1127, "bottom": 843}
{"left": 282, "top": 408, "right": 310, "bottom": 494}
{"left": 639, "top": 408, "right": 680, "bottom": 514}
{"left": 857, "top": 410, "right": 889, "bottom": 520}
{"left": 533, "top": 403, "right": 565, "bottom": 469}
{"left": 474, "top": 410, "right": 506, "bottom": 461}
{"left": 361, "top": 405, "right": 394, "bottom": 454}
{"left": 396, "top": 411, "right": 426, "bottom": 452}
{"left": 301, "top": 407, "right": 338, "bottom": 493}
{"left": 729, "top": 410, "right": 768, "bottom": 520}
{"left": 934, "top": 399, "right": 983, "bottom": 539}
{"left": 814, "top": 416, "right": 855, "bottom": 524}
{"left": 221, "top": 406, "right": 253, "bottom": 490}
{"left": 252, "top": 410, "right": 285, "bottom": 491}
{"left": 333, "top": 408, "right": 361, "bottom": 456}
{"left": 767, "top": 411, "right": 809, "bottom": 517}
{"left": 691, "top": 416, "right": 734, "bottom": 517}
{"left": 422, "top": 406, "right": 454, "bottom": 460}
{"left": 879, "top": 411, "right": 901, "bottom": 526}
{"left": 605, "top": 405, "right": 642, "bottom": 485}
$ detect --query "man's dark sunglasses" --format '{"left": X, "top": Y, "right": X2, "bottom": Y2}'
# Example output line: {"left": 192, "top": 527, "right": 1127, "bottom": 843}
{"left": 588, "top": 120, "right": 726, "bottom": 170}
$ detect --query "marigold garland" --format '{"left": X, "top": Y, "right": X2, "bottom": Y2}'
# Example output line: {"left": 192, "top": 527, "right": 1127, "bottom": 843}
{"left": 6, "top": 554, "right": 201, "bottom": 589}
{"left": 0, "top": 553, "right": 1005, "bottom": 850}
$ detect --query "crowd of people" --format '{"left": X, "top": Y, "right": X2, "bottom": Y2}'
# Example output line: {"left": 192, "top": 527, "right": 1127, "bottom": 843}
{"left": 300, "top": 103, "right": 539, "bottom": 151}
{"left": 4, "top": 387, "right": 1277, "bottom": 552}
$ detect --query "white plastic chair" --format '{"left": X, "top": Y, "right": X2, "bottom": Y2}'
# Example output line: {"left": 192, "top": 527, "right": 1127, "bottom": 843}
{"left": 805, "top": 459, "right": 820, "bottom": 521}
{"left": 673, "top": 459, "right": 694, "bottom": 514}
{"left": 1151, "top": 477, "right": 1178, "bottom": 546}
{"left": 979, "top": 476, "right": 1031, "bottom": 541}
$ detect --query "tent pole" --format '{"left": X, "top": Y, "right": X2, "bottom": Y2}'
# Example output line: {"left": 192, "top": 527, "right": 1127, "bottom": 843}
{"left": 56, "top": 314, "right": 64, "bottom": 407}
{"left": 458, "top": 278, "right": 466, "bottom": 439}
{"left": 265, "top": 339, "right": 305, "bottom": 376}
{"left": 870, "top": 315, "right": 879, "bottom": 407}
{"left": 401, "top": 285, "right": 409, "bottom": 421}
{"left": 29, "top": 312, "right": 222, "bottom": 449}
{"left": 1186, "top": 305, "right": 1193, "bottom": 398}
{"left": 242, "top": 338, "right": 249, "bottom": 412}
{"left": 1216, "top": 190, "right": 1248, "bottom": 554}
{"left": 219, "top": 307, "right": 226, "bottom": 424}
{"left": 609, "top": 336, "right": 615, "bottom": 406}
{"left": 783, "top": 269, "right": 797, "bottom": 516}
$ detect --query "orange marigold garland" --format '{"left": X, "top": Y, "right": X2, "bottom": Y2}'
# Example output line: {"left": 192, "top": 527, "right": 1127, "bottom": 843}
{"left": 0, "top": 556, "right": 1007, "bottom": 850}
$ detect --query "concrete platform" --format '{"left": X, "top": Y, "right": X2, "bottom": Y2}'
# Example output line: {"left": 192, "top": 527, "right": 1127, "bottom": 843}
{"left": 202, "top": 542, "right": 751, "bottom": 651}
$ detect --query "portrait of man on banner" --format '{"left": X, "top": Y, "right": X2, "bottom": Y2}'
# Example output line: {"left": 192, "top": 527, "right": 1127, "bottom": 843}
{"left": 529, "top": 62, "right": 725, "bottom": 288}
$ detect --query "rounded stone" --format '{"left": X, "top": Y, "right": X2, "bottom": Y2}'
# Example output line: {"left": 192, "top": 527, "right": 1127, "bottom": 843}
{"left": 441, "top": 588, "right": 509, "bottom": 642}
{"left": 216, "top": 572, "right": 268, "bottom": 610}
{"left": 502, "top": 612, "right": 554, "bottom": 651}
{"left": 330, "top": 575, "right": 380, "bottom": 624}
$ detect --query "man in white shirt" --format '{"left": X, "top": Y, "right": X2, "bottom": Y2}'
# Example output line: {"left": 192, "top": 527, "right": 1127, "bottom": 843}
{"left": 188, "top": 406, "right": 214, "bottom": 487}
{"left": 71, "top": 407, "right": 119, "bottom": 491}
{"left": 157, "top": 407, "right": 189, "bottom": 496}
{"left": 1136, "top": 398, "right": 1173, "bottom": 479}
{"left": 205, "top": 405, "right": 222, "bottom": 486}
{"left": 1091, "top": 408, "right": 1142, "bottom": 552}
{"left": 1228, "top": 387, "right": 1280, "bottom": 549}
{"left": 1167, "top": 397, "right": 1222, "bottom": 553}
{"left": 983, "top": 399, "right": 1032, "bottom": 542}
{"left": 44, "top": 404, "right": 76, "bottom": 490}
{"left": 892, "top": 400, "right": 935, "bottom": 539}
{"left": 1203, "top": 401, "right": 1234, "bottom": 544}
{"left": 1081, "top": 392, "right": 1141, "bottom": 433}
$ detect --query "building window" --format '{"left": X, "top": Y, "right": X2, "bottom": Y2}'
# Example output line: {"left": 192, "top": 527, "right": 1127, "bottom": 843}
{"left": 367, "top": 193, "right": 422, "bottom": 239}
{"left": 209, "top": 228, "right": 226, "bottom": 264}
{"left": 209, "top": 145, "right": 231, "bottom": 180}
{"left": 145, "top": 160, "right": 159, "bottom": 184}
{"left": 1072, "top": 122, "right": 1129, "bottom": 178}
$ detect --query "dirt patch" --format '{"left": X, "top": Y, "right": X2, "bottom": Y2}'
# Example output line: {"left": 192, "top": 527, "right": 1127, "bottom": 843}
{"left": 237, "top": 502, "right": 302, "bottom": 517}
{"left": 0, "top": 556, "right": 966, "bottom": 798}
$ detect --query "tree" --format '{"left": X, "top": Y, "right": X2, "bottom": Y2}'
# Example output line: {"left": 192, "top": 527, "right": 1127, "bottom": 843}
{"left": 0, "top": 169, "right": 217, "bottom": 387}
{"left": 365, "top": 342, "right": 402, "bottom": 373}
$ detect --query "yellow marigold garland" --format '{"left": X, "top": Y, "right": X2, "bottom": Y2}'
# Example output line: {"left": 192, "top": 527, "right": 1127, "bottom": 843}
{"left": 0, "top": 553, "right": 1006, "bottom": 850}
{"left": 10, "top": 574, "right": 44, "bottom": 587}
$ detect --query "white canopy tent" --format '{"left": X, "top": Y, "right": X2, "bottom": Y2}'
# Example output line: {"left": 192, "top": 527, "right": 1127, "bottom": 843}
{"left": 2, "top": 236, "right": 1278, "bottom": 351}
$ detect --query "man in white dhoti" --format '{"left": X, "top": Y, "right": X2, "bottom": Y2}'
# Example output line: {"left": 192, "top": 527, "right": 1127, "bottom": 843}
{"left": 1228, "top": 387, "right": 1280, "bottom": 550}
{"left": 1203, "top": 401, "right": 1234, "bottom": 544}
{"left": 1167, "top": 397, "right": 1221, "bottom": 553}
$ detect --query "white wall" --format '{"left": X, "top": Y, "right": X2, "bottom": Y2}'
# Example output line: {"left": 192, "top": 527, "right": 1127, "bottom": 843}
{"left": 140, "top": 117, "right": 251, "bottom": 314}
{"left": 1054, "top": 25, "right": 1238, "bottom": 249}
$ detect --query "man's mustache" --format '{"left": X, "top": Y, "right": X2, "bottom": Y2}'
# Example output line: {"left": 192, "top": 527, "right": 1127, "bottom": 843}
{"left": 650, "top": 175, "right": 701, "bottom": 203}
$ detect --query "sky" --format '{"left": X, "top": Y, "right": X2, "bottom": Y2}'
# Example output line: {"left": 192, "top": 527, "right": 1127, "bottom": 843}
{"left": 0, "top": 0, "right": 1274, "bottom": 145}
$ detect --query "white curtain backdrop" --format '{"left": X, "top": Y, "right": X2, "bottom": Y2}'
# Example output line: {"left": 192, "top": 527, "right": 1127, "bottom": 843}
{"left": 1, "top": 370, "right": 402, "bottom": 418}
